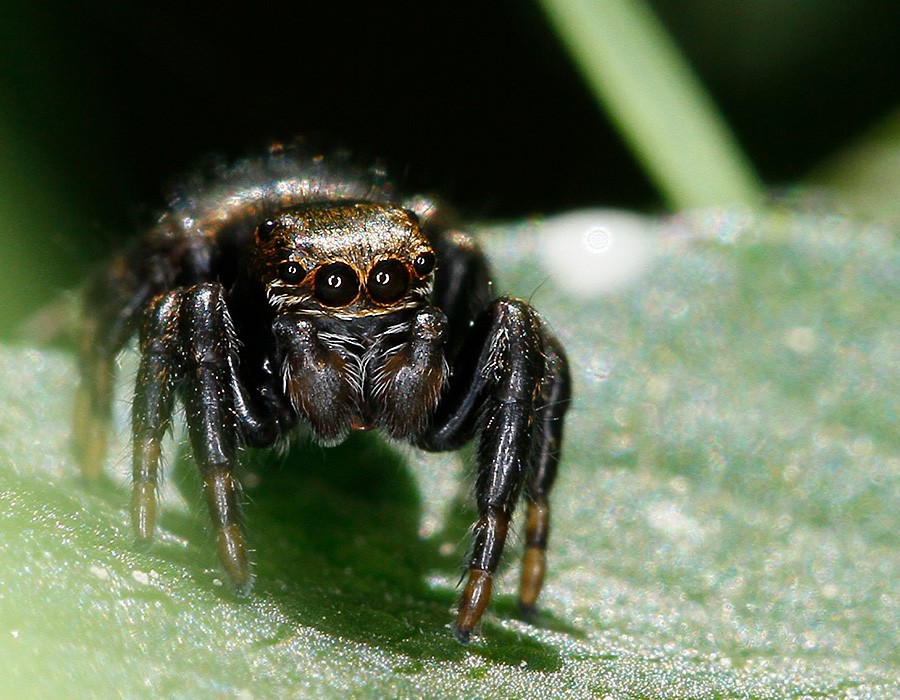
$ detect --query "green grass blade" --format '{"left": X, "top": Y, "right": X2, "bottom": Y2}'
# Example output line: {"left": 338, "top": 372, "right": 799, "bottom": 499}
{"left": 540, "top": 0, "right": 765, "bottom": 208}
{"left": 812, "top": 107, "right": 900, "bottom": 220}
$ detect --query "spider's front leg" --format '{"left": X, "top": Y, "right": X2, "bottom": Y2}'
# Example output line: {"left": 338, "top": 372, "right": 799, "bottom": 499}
{"left": 133, "top": 282, "right": 277, "bottom": 593}
{"left": 420, "top": 297, "right": 570, "bottom": 642}
{"left": 75, "top": 238, "right": 215, "bottom": 480}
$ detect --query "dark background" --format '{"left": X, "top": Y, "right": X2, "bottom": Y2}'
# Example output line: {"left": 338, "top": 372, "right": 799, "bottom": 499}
{"left": 1, "top": 1, "right": 898, "bottom": 303}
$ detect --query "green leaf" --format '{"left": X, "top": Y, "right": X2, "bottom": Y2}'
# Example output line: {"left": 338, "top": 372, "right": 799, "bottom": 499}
{"left": 0, "top": 208, "right": 897, "bottom": 698}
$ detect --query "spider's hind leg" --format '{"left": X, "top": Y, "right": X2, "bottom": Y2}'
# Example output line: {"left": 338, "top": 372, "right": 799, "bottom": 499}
{"left": 74, "top": 257, "right": 159, "bottom": 480}
{"left": 518, "top": 334, "right": 570, "bottom": 619}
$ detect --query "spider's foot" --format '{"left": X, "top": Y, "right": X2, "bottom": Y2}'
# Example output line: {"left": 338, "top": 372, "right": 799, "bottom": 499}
{"left": 453, "top": 624, "right": 472, "bottom": 645}
{"left": 73, "top": 395, "right": 109, "bottom": 481}
{"left": 202, "top": 470, "right": 253, "bottom": 594}
{"left": 131, "top": 480, "right": 158, "bottom": 542}
{"left": 455, "top": 568, "right": 492, "bottom": 644}
{"left": 516, "top": 601, "right": 538, "bottom": 624}
{"left": 217, "top": 523, "right": 253, "bottom": 595}
{"left": 518, "top": 545, "right": 546, "bottom": 613}
{"left": 518, "top": 500, "right": 549, "bottom": 618}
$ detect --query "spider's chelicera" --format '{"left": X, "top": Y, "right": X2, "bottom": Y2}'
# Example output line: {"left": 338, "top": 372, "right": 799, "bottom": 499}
{"left": 73, "top": 145, "right": 571, "bottom": 642}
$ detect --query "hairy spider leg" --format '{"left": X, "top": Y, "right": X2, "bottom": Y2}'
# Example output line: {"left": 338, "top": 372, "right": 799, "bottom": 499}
{"left": 132, "top": 283, "right": 266, "bottom": 592}
{"left": 74, "top": 235, "right": 215, "bottom": 479}
{"left": 179, "top": 285, "right": 253, "bottom": 592}
{"left": 74, "top": 256, "right": 161, "bottom": 479}
{"left": 430, "top": 230, "right": 494, "bottom": 359}
{"left": 420, "top": 298, "right": 554, "bottom": 641}
{"left": 131, "top": 290, "right": 183, "bottom": 540}
{"left": 418, "top": 231, "right": 571, "bottom": 642}
{"left": 519, "top": 337, "right": 570, "bottom": 618}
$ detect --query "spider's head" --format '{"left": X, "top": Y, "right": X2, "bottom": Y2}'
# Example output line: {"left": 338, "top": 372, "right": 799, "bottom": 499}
{"left": 252, "top": 203, "right": 436, "bottom": 318}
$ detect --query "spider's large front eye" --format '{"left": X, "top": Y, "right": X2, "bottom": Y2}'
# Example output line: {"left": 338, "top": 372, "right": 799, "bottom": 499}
{"left": 278, "top": 261, "right": 306, "bottom": 285}
{"left": 314, "top": 262, "right": 360, "bottom": 307}
{"left": 368, "top": 259, "right": 410, "bottom": 304}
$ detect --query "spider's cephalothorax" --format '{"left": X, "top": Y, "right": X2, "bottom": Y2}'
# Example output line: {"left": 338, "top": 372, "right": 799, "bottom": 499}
{"left": 74, "top": 144, "right": 571, "bottom": 643}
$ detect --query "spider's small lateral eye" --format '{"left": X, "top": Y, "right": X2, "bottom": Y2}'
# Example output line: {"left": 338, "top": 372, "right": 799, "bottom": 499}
{"left": 257, "top": 219, "right": 278, "bottom": 241}
{"left": 413, "top": 251, "right": 436, "bottom": 277}
{"left": 314, "top": 262, "right": 360, "bottom": 307}
{"left": 278, "top": 261, "right": 306, "bottom": 285}
{"left": 368, "top": 259, "right": 410, "bottom": 305}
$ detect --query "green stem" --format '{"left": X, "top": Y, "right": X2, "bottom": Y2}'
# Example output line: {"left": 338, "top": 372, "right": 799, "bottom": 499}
{"left": 540, "top": 0, "right": 765, "bottom": 208}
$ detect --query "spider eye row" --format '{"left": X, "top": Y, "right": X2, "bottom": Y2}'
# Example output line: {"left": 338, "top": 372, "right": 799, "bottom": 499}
{"left": 276, "top": 255, "right": 434, "bottom": 307}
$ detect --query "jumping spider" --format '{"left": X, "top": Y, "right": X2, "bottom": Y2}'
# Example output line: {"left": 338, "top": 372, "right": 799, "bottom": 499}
{"left": 73, "top": 144, "right": 571, "bottom": 642}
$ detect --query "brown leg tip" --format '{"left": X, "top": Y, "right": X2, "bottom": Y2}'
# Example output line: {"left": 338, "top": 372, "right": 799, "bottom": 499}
{"left": 79, "top": 445, "right": 106, "bottom": 482}
{"left": 519, "top": 545, "right": 546, "bottom": 611}
{"left": 75, "top": 415, "right": 109, "bottom": 481}
{"left": 455, "top": 569, "right": 493, "bottom": 642}
{"left": 517, "top": 602, "right": 538, "bottom": 623}
{"left": 130, "top": 481, "right": 158, "bottom": 542}
{"left": 73, "top": 378, "right": 111, "bottom": 481}
{"left": 217, "top": 523, "right": 253, "bottom": 595}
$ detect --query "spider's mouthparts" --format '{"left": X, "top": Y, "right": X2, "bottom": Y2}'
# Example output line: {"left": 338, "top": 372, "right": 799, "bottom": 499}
{"left": 350, "top": 416, "right": 375, "bottom": 431}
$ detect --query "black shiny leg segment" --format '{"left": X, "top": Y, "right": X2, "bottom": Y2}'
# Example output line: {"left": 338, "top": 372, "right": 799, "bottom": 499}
{"left": 418, "top": 297, "right": 571, "bottom": 642}
{"left": 431, "top": 230, "right": 494, "bottom": 359}
{"left": 131, "top": 282, "right": 283, "bottom": 593}
{"left": 177, "top": 284, "right": 252, "bottom": 592}
{"left": 131, "top": 290, "right": 183, "bottom": 541}
{"left": 520, "top": 337, "right": 570, "bottom": 617}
